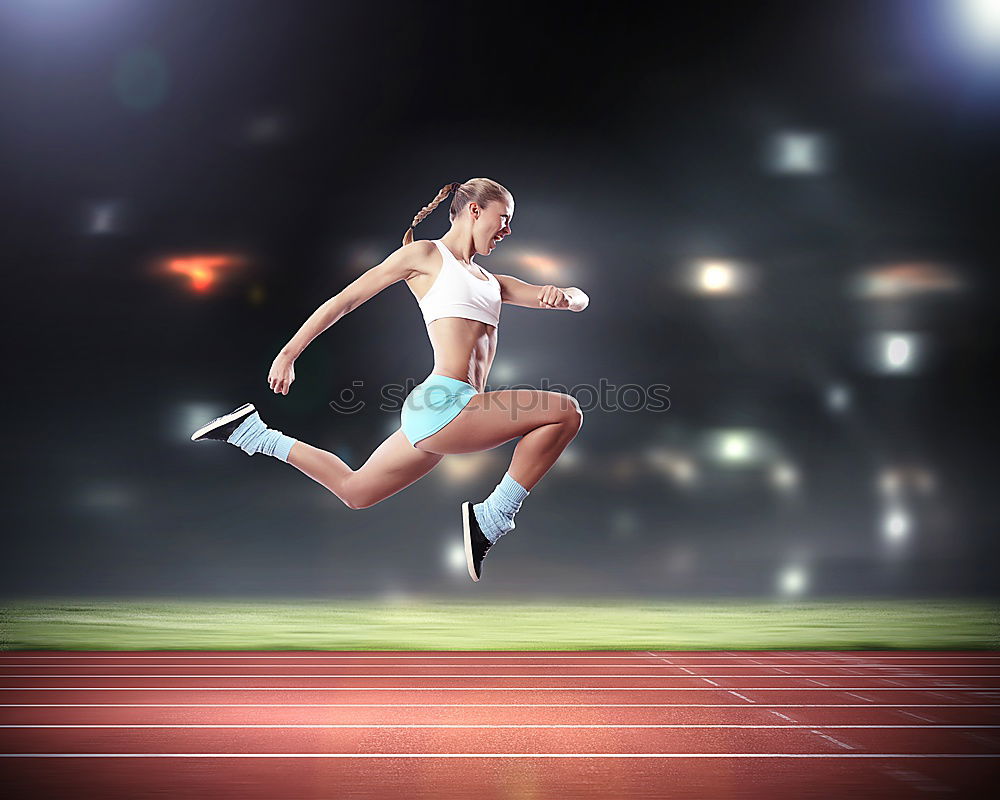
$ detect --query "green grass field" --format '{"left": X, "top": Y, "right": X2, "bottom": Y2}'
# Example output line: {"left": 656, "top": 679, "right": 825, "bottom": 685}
{"left": 1, "top": 598, "right": 997, "bottom": 651}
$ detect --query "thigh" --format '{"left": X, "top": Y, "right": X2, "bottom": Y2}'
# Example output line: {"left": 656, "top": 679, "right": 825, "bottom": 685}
{"left": 415, "top": 389, "right": 577, "bottom": 455}
{"left": 347, "top": 429, "right": 444, "bottom": 506}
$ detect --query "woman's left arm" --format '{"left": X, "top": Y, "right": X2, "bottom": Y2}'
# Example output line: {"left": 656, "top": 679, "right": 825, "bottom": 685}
{"left": 496, "top": 274, "right": 589, "bottom": 312}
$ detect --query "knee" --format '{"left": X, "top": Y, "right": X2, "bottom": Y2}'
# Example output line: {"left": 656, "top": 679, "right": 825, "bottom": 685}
{"left": 343, "top": 494, "right": 376, "bottom": 511}
{"left": 560, "top": 393, "right": 584, "bottom": 433}
{"left": 339, "top": 475, "right": 375, "bottom": 511}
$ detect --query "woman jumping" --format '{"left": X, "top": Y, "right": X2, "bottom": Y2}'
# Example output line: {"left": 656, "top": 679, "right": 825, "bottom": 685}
{"left": 191, "top": 178, "right": 589, "bottom": 581}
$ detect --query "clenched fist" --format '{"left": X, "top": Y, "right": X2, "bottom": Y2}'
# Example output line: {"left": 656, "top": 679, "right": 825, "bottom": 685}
{"left": 268, "top": 353, "right": 296, "bottom": 395}
{"left": 537, "top": 285, "right": 570, "bottom": 309}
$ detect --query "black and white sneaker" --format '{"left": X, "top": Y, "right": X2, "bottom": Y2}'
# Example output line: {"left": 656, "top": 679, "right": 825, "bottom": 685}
{"left": 191, "top": 403, "right": 256, "bottom": 443}
{"left": 462, "top": 501, "right": 495, "bottom": 582}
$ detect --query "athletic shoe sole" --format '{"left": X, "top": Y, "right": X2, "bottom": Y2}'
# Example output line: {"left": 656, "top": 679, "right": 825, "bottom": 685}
{"left": 462, "top": 501, "right": 479, "bottom": 582}
{"left": 190, "top": 403, "right": 256, "bottom": 442}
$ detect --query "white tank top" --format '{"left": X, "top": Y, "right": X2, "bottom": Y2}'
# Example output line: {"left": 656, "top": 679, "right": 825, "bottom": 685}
{"left": 417, "top": 239, "right": 502, "bottom": 328}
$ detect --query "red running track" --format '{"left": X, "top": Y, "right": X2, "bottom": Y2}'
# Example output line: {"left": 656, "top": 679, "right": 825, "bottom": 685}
{"left": 1, "top": 650, "right": 998, "bottom": 798}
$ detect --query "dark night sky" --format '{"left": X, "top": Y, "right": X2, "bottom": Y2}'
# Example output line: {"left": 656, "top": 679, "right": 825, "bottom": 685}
{"left": 1, "top": 0, "right": 997, "bottom": 598}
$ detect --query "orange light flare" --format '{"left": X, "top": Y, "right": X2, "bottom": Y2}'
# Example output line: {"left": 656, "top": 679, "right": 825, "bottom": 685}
{"left": 517, "top": 252, "right": 563, "bottom": 282}
{"left": 160, "top": 253, "right": 246, "bottom": 293}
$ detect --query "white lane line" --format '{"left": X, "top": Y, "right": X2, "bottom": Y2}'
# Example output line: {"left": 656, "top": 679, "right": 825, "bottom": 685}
{"left": 5, "top": 673, "right": 999, "bottom": 679}
{"left": 809, "top": 730, "right": 855, "bottom": 750}
{"left": 701, "top": 679, "right": 720, "bottom": 687}
{"left": 769, "top": 712, "right": 797, "bottom": 722}
{"left": 5, "top": 663, "right": 998, "bottom": 668}
{"left": 5, "top": 703, "right": 997, "bottom": 708}
{"left": 899, "top": 711, "right": 937, "bottom": 723}
{"left": 845, "top": 693, "right": 875, "bottom": 702}
{"left": 1, "top": 753, "right": 997, "bottom": 759}
{"left": 6, "top": 655, "right": 999, "bottom": 659}
{"left": 806, "top": 679, "right": 829, "bottom": 687}
{"left": 728, "top": 692, "right": 755, "bottom": 704}
{"left": 4, "top": 686, "right": 997, "bottom": 692}
{"left": 3, "top": 724, "right": 998, "bottom": 729}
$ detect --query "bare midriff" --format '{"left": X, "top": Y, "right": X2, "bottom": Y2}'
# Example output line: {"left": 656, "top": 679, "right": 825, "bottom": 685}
{"left": 403, "top": 240, "right": 498, "bottom": 394}
{"left": 425, "top": 316, "right": 496, "bottom": 394}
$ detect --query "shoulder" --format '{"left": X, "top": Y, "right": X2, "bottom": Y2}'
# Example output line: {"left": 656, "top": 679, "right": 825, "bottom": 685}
{"left": 406, "top": 239, "right": 439, "bottom": 275}
{"left": 378, "top": 239, "right": 438, "bottom": 281}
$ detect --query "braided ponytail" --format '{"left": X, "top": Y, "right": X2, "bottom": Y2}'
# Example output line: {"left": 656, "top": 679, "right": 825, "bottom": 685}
{"left": 401, "top": 178, "right": 511, "bottom": 246}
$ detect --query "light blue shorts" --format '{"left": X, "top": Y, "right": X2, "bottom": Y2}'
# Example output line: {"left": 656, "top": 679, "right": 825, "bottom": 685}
{"left": 400, "top": 373, "right": 478, "bottom": 447}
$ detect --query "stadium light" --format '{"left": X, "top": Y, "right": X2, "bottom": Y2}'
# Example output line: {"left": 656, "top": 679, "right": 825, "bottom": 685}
{"left": 700, "top": 261, "right": 735, "bottom": 293}
{"left": 883, "top": 506, "right": 911, "bottom": 541}
{"left": 778, "top": 565, "right": 808, "bottom": 596}
{"left": 866, "top": 331, "right": 924, "bottom": 375}
{"left": 683, "top": 258, "right": 756, "bottom": 296}
{"left": 715, "top": 431, "right": 756, "bottom": 464}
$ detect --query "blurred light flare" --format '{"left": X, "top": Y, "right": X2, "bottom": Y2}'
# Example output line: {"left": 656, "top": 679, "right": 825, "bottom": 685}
{"left": 865, "top": 332, "right": 925, "bottom": 375}
{"left": 490, "top": 359, "right": 519, "bottom": 383}
{"left": 83, "top": 200, "right": 127, "bottom": 235}
{"left": 175, "top": 402, "right": 225, "bottom": 443}
{"left": 883, "top": 506, "right": 911, "bottom": 542}
{"left": 446, "top": 542, "right": 466, "bottom": 571}
{"left": 778, "top": 565, "right": 808, "bottom": 596}
{"left": 878, "top": 466, "right": 937, "bottom": 498}
{"left": 516, "top": 251, "right": 563, "bottom": 281}
{"left": 700, "top": 262, "right": 735, "bottom": 293}
{"left": 826, "top": 383, "right": 851, "bottom": 413}
{"left": 436, "top": 452, "right": 498, "bottom": 485}
{"left": 705, "top": 429, "right": 769, "bottom": 466}
{"left": 686, "top": 259, "right": 752, "bottom": 296}
{"left": 766, "top": 131, "right": 829, "bottom": 175}
{"left": 949, "top": 0, "right": 1000, "bottom": 64}
{"left": 853, "top": 261, "right": 965, "bottom": 300}
{"left": 771, "top": 462, "right": 800, "bottom": 492}
{"left": 645, "top": 446, "right": 699, "bottom": 487}
{"left": 160, "top": 253, "right": 245, "bottom": 293}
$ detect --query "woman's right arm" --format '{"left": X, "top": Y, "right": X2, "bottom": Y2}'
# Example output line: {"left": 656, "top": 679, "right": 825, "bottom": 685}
{"left": 268, "top": 240, "right": 432, "bottom": 395}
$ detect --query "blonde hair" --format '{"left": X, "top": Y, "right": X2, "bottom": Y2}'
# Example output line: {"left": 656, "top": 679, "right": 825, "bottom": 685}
{"left": 402, "top": 178, "right": 511, "bottom": 245}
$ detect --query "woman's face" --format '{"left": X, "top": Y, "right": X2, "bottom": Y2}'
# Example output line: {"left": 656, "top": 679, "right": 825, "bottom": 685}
{"left": 480, "top": 197, "right": 514, "bottom": 256}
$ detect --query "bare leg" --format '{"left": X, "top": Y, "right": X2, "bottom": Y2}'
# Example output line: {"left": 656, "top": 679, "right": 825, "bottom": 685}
{"left": 414, "top": 390, "right": 583, "bottom": 490}
{"left": 287, "top": 428, "right": 443, "bottom": 509}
